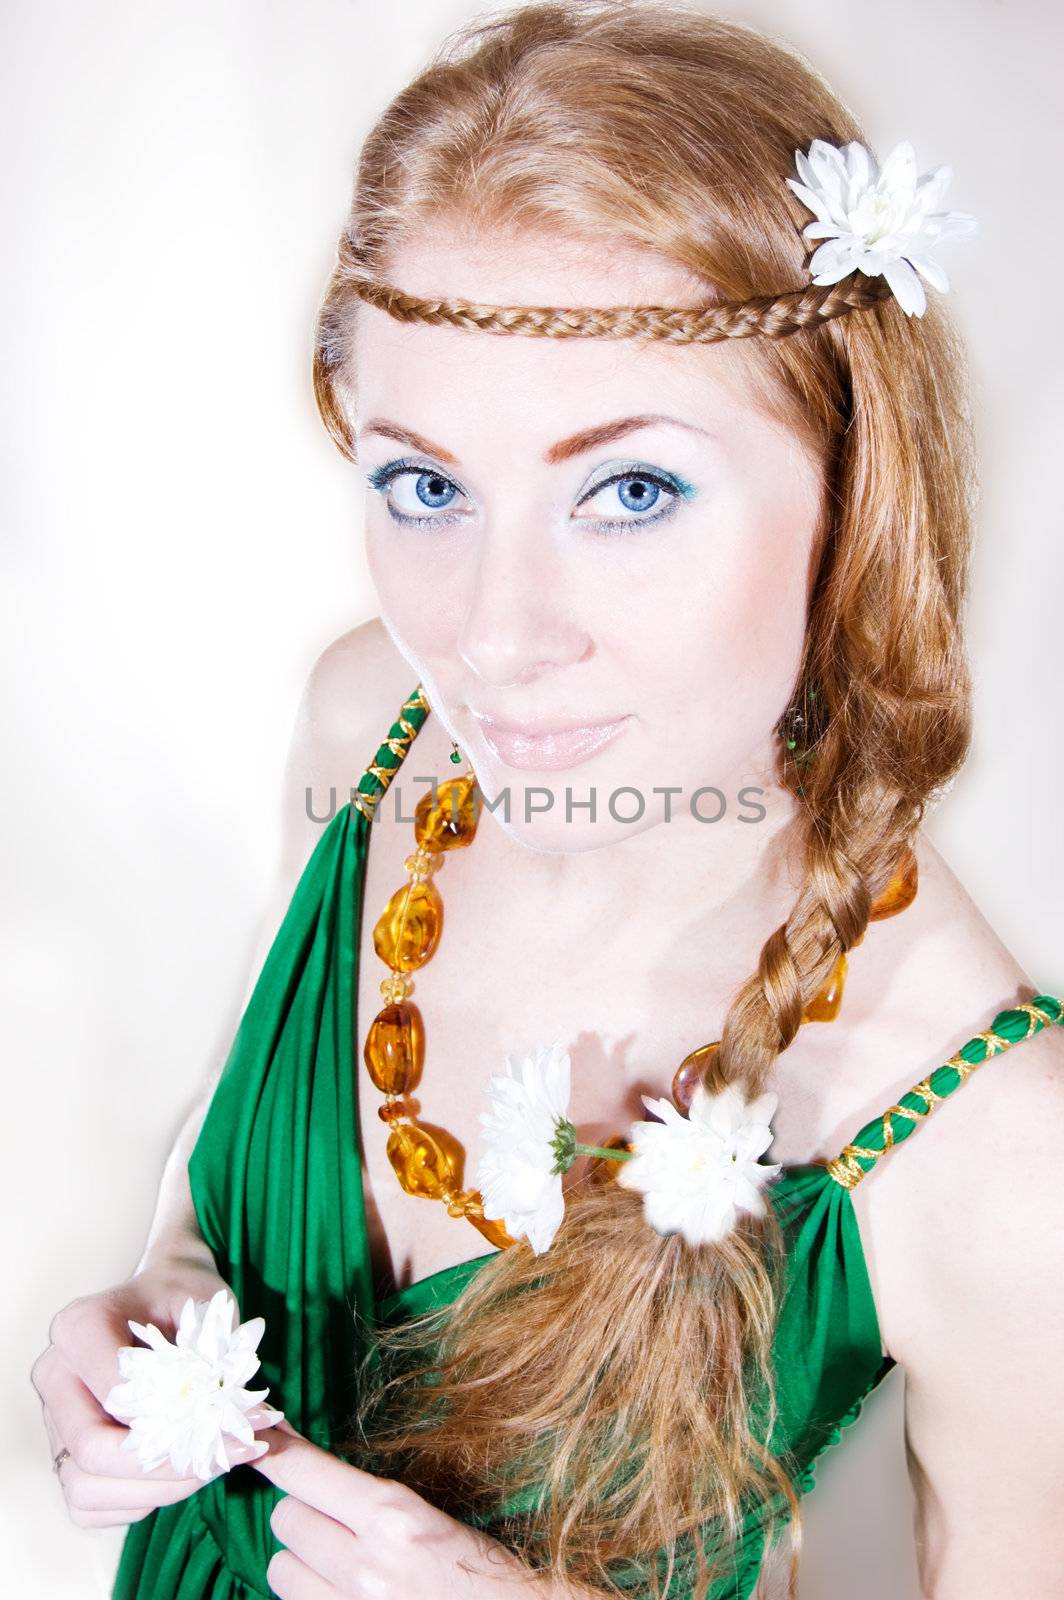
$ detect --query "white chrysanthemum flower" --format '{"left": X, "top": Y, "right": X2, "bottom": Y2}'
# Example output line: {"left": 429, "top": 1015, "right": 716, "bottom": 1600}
{"left": 475, "top": 1040, "right": 573, "bottom": 1255}
{"left": 786, "top": 137, "right": 978, "bottom": 317}
{"left": 617, "top": 1082, "right": 782, "bottom": 1247}
{"left": 103, "top": 1288, "right": 284, "bottom": 1481}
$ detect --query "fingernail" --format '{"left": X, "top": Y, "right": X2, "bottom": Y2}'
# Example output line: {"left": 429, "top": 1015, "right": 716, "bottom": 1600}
{"left": 247, "top": 1406, "right": 285, "bottom": 1426}
{"left": 231, "top": 1439, "right": 270, "bottom": 1461}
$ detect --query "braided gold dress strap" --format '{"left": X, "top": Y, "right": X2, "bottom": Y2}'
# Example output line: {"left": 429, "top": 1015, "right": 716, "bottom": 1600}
{"left": 349, "top": 683, "right": 431, "bottom": 821}
{"left": 824, "top": 996, "right": 1064, "bottom": 1188}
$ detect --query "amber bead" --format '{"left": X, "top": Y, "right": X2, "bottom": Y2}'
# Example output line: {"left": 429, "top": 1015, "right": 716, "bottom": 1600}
{"left": 379, "top": 973, "right": 413, "bottom": 1003}
{"left": 588, "top": 1135, "right": 636, "bottom": 1182}
{"left": 377, "top": 1099, "right": 406, "bottom": 1123}
{"left": 671, "top": 1042, "right": 721, "bottom": 1114}
{"left": 386, "top": 1120, "right": 457, "bottom": 1199}
{"left": 460, "top": 1199, "right": 515, "bottom": 1249}
{"left": 803, "top": 952, "right": 847, "bottom": 1022}
{"left": 415, "top": 776, "right": 478, "bottom": 851}
{"left": 869, "top": 848, "right": 918, "bottom": 920}
{"left": 404, "top": 847, "right": 440, "bottom": 881}
{"left": 373, "top": 879, "right": 443, "bottom": 971}
{"left": 364, "top": 1002, "right": 424, "bottom": 1095}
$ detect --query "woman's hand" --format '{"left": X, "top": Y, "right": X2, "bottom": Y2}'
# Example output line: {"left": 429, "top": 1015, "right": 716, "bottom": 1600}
{"left": 252, "top": 1420, "right": 559, "bottom": 1599}
{"left": 30, "top": 1263, "right": 272, "bottom": 1528}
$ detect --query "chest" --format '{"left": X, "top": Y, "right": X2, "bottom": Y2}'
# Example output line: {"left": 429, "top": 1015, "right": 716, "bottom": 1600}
{"left": 350, "top": 793, "right": 892, "bottom": 1301}
{"left": 352, "top": 872, "right": 707, "bottom": 1295}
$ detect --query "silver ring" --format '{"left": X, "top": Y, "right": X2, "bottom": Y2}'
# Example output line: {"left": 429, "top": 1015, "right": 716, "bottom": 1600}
{"left": 53, "top": 1446, "right": 71, "bottom": 1476}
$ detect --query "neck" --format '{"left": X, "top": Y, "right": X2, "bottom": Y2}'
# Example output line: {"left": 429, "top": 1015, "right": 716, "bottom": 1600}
{"left": 462, "top": 734, "right": 807, "bottom": 937}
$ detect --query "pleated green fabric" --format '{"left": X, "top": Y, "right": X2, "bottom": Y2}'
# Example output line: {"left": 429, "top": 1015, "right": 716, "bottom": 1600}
{"left": 111, "top": 690, "right": 1063, "bottom": 1600}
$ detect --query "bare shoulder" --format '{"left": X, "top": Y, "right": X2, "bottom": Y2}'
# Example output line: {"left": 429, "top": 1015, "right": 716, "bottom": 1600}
{"left": 231, "top": 619, "right": 420, "bottom": 1011}
{"left": 845, "top": 826, "right": 1063, "bottom": 1361}
{"left": 291, "top": 616, "right": 417, "bottom": 774}
{"left": 855, "top": 836, "right": 1064, "bottom": 1593}
{"left": 277, "top": 616, "right": 421, "bottom": 875}
{"left": 877, "top": 829, "right": 1061, "bottom": 1162}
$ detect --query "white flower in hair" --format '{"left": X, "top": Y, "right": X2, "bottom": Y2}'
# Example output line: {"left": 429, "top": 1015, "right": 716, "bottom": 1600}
{"left": 476, "top": 1040, "right": 573, "bottom": 1255}
{"left": 617, "top": 1083, "right": 782, "bottom": 1247}
{"left": 786, "top": 138, "right": 978, "bottom": 317}
{"left": 103, "top": 1289, "right": 284, "bottom": 1480}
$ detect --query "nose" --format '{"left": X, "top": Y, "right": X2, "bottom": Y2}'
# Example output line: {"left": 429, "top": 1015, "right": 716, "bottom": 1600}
{"left": 457, "top": 521, "right": 591, "bottom": 688}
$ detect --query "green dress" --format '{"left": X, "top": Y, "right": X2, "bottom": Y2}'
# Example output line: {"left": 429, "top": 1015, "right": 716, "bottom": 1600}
{"left": 112, "top": 685, "right": 1063, "bottom": 1599}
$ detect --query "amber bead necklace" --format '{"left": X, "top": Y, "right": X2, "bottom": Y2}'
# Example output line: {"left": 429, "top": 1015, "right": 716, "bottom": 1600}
{"left": 355, "top": 685, "right": 918, "bottom": 1251}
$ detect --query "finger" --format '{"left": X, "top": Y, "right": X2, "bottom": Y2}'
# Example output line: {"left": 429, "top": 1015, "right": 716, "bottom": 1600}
{"left": 265, "top": 1546, "right": 338, "bottom": 1600}
{"left": 46, "top": 1287, "right": 194, "bottom": 1413}
{"left": 43, "top": 1398, "right": 266, "bottom": 1512}
{"left": 250, "top": 1426, "right": 386, "bottom": 1533}
{"left": 66, "top": 1505, "right": 154, "bottom": 1529}
{"left": 271, "top": 1494, "right": 360, "bottom": 1590}
{"left": 39, "top": 1354, "right": 178, "bottom": 1481}
{"left": 37, "top": 1349, "right": 268, "bottom": 1485}
{"left": 42, "top": 1399, "right": 154, "bottom": 1519}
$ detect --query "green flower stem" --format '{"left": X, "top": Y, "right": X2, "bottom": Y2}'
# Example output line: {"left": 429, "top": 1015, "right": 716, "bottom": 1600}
{"left": 551, "top": 1118, "right": 634, "bottom": 1174}
{"left": 572, "top": 1141, "right": 634, "bottom": 1164}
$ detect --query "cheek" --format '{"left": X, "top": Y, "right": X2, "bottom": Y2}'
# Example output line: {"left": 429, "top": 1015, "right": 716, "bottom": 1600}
{"left": 604, "top": 502, "right": 810, "bottom": 694}
{"left": 597, "top": 495, "right": 813, "bottom": 783}
{"left": 366, "top": 521, "right": 466, "bottom": 664}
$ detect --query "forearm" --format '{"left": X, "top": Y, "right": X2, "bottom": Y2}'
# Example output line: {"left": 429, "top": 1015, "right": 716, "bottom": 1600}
{"left": 131, "top": 1090, "right": 220, "bottom": 1280}
{"left": 130, "top": 884, "right": 286, "bottom": 1285}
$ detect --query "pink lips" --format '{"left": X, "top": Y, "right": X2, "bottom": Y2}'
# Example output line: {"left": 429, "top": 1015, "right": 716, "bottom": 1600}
{"left": 470, "top": 710, "right": 633, "bottom": 772}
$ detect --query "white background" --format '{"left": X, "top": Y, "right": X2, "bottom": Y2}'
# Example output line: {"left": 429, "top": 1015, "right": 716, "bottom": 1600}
{"left": 3, "top": 2, "right": 1061, "bottom": 1596}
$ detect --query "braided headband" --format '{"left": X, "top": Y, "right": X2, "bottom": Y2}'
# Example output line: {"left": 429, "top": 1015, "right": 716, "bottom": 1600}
{"left": 341, "top": 138, "right": 977, "bottom": 342}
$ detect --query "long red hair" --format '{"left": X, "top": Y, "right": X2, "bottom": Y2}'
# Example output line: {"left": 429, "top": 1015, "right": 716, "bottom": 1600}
{"left": 313, "top": 5, "right": 974, "bottom": 1594}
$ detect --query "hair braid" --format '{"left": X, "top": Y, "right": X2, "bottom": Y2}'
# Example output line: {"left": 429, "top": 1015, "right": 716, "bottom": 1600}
{"left": 336, "top": 233, "right": 895, "bottom": 342}
{"left": 315, "top": 4, "right": 976, "bottom": 1596}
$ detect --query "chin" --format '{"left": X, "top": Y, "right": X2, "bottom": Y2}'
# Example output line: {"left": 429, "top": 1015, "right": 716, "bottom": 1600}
{"left": 489, "top": 805, "right": 662, "bottom": 855}
{"left": 466, "top": 763, "right": 676, "bottom": 854}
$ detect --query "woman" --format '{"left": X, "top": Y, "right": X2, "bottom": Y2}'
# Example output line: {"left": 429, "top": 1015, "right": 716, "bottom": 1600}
{"left": 31, "top": 3, "right": 1064, "bottom": 1597}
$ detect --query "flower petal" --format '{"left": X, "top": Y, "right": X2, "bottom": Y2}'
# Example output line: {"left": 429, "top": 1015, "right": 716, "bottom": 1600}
{"left": 879, "top": 140, "right": 918, "bottom": 200}
{"left": 786, "top": 177, "right": 833, "bottom": 226}
{"left": 841, "top": 139, "right": 875, "bottom": 195}
{"left": 882, "top": 255, "right": 926, "bottom": 316}
{"left": 746, "top": 1091, "right": 778, "bottom": 1127}
{"left": 807, "top": 138, "right": 849, "bottom": 206}
{"left": 911, "top": 162, "right": 952, "bottom": 221}
{"left": 476, "top": 1042, "right": 575, "bottom": 1253}
{"left": 925, "top": 210, "right": 979, "bottom": 243}
{"left": 904, "top": 250, "right": 949, "bottom": 292}
{"left": 802, "top": 220, "right": 844, "bottom": 241}
{"left": 794, "top": 148, "right": 818, "bottom": 191}
{"left": 809, "top": 235, "right": 869, "bottom": 283}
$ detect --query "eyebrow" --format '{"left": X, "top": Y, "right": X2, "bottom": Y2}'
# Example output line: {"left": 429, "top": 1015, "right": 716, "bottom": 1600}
{"left": 359, "top": 413, "right": 712, "bottom": 467}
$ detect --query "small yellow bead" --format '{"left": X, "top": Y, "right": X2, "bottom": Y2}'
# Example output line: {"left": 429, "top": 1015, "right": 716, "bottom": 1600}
{"left": 404, "top": 847, "right": 441, "bottom": 882}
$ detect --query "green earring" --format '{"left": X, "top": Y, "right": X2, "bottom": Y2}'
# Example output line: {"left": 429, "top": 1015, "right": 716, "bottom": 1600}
{"left": 449, "top": 740, "right": 463, "bottom": 765}
{"left": 777, "top": 687, "right": 821, "bottom": 795}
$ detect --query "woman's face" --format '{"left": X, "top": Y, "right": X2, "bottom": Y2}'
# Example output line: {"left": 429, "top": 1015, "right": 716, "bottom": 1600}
{"left": 350, "top": 229, "right": 825, "bottom": 853}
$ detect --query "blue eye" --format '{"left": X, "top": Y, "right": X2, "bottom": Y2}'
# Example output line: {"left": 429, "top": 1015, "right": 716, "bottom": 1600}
{"left": 365, "top": 458, "right": 469, "bottom": 529}
{"left": 575, "top": 463, "right": 695, "bottom": 536}
{"left": 411, "top": 472, "right": 458, "bottom": 510}
{"left": 619, "top": 476, "right": 661, "bottom": 511}
{"left": 365, "top": 455, "right": 696, "bottom": 535}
